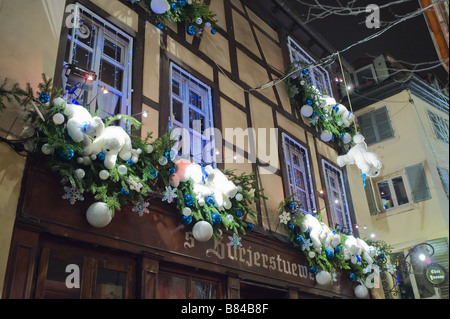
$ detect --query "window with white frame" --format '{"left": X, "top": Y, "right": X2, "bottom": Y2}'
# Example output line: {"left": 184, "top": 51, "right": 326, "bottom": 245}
{"left": 376, "top": 175, "right": 411, "bottom": 211}
{"left": 282, "top": 133, "right": 316, "bottom": 215}
{"left": 322, "top": 160, "right": 353, "bottom": 235}
{"left": 63, "top": 3, "right": 133, "bottom": 119}
{"left": 170, "top": 63, "right": 215, "bottom": 165}
{"left": 427, "top": 109, "right": 449, "bottom": 143}
{"left": 287, "top": 36, "right": 333, "bottom": 97}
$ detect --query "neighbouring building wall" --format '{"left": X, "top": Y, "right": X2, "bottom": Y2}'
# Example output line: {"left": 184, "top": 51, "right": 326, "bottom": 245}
{"left": 351, "top": 90, "right": 449, "bottom": 250}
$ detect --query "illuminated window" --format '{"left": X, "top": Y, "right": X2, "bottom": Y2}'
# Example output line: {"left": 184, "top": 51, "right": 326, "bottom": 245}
{"left": 427, "top": 109, "right": 449, "bottom": 143}
{"left": 282, "top": 133, "right": 316, "bottom": 215}
{"left": 287, "top": 36, "right": 333, "bottom": 97}
{"left": 63, "top": 3, "right": 133, "bottom": 119}
{"left": 322, "top": 160, "right": 353, "bottom": 235}
{"left": 377, "top": 175, "right": 411, "bottom": 211}
{"left": 170, "top": 63, "right": 215, "bottom": 165}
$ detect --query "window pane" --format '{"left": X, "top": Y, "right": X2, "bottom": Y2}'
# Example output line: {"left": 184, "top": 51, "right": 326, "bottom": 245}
{"left": 189, "top": 90, "right": 202, "bottom": 109}
{"left": 173, "top": 100, "right": 183, "bottom": 123}
{"left": 103, "top": 38, "right": 122, "bottom": 63}
{"left": 378, "top": 181, "right": 394, "bottom": 209}
{"left": 99, "top": 59, "right": 123, "bottom": 91}
{"left": 392, "top": 177, "right": 409, "bottom": 206}
{"left": 44, "top": 257, "right": 82, "bottom": 299}
{"left": 158, "top": 274, "right": 187, "bottom": 299}
{"left": 72, "top": 46, "right": 93, "bottom": 70}
{"left": 359, "top": 113, "right": 378, "bottom": 145}
{"left": 192, "top": 281, "right": 217, "bottom": 299}
{"left": 189, "top": 108, "right": 206, "bottom": 133}
{"left": 374, "top": 107, "right": 394, "bottom": 141}
{"left": 95, "top": 268, "right": 127, "bottom": 299}
{"left": 172, "top": 80, "right": 181, "bottom": 97}
{"left": 76, "top": 23, "right": 97, "bottom": 49}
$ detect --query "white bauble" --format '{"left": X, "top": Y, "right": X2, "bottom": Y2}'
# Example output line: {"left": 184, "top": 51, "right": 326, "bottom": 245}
{"left": 316, "top": 271, "right": 332, "bottom": 286}
{"left": 52, "top": 113, "right": 65, "bottom": 125}
{"left": 342, "top": 133, "right": 352, "bottom": 145}
{"left": 354, "top": 284, "right": 369, "bottom": 299}
{"left": 118, "top": 165, "right": 128, "bottom": 175}
{"left": 41, "top": 143, "right": 53, "bottom": 155}
{"left": 183, "top": 207, "right": 192, "bottom": 216}
{"left": 192, "top": 221, "right": 214, "bottom": 242}
{"left": 150, "top": 0, "right": 170, "bottom": 14}
{"left": 235, "top": 193, "right": 243, "bottom": 201}
{"left": 146, "top": 144, "right": 154, "bottom": 154}
{"left": 205, "top": 22, "right": 212, "bottom": 29}
{"left": 86, "top": 202, "right": 113, "bottom": 228}
{"left": 75, "top": 168, "right": 85, "bottom": 179}
{"left": 301, "top": 105, "right": 314, "bottom": 117}
{"left": 99, "top": 170, "right": 110, "bottom": 180}
{"left": 321, "top": 130, "right": 333, "bottom": 142}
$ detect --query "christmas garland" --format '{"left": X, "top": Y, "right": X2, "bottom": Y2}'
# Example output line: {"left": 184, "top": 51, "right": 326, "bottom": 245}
{"left": 2, "top": 74, "right": 262, "bottom": 238}
{"left": 278, "top": 196, "right": 396, "bottom": 298}
{"left": 140, "top": 0, "right": 219, "bottom": 36}
{"left": 285, "top": 61, "right": 356, "bottom": 147}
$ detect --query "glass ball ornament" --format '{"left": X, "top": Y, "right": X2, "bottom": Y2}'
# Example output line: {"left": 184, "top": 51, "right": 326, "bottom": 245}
{"left": 195, "top": 17, "right": 203, "bottom": 25}
{"left": 211, "top": 28, "right": 217, "bottom": 34}
{"left": 192, "top": 221, "right": 214, "bottom": 242}
{"left": 226, "top": 214, "right": 234, "bottom": 223}
{"left": 146, "top": 144, "right": 154, "bottom": 153}
{"left": 211, "top": 213, "right": 222, "bottom": 225}
{"left": 320, "top": 130, "right": 333, "bottom": 142}
{"left": 187, "top": 25, "right": 197, "bottom": 35}
{"left": 183, "top": 207, "right": 193, "bottom": 216}
{"left": 235, "top": 193, "right": 243, "bottom": 201}
{"left": 150, "top": 0, "right": 170, "bottom": 14}
{"left": 41, "top": 143, "right": 53, "bottom": 155}
{"left": 86, "top": 202, "right": 113, "bottom": 228}
{"left": 184, "top": 194, "right": 195, "bottom": 207}
{"left": 326, "top": 248, "right": 335, "bottom": 260}
{"left": 75, "top": 168, "right": 85, "bottom": 179}
{"left": 341, "top": 133, "right": 352, "bottom": 145}
{"left": 354, "top": 284, "right": 369, "bottom": 299}
{"left": 52, "top": 113, "right": 65, "bottom": 125}
{"left": 315, "top": 271, "right": 332, "bottom": 286}
{"left": 181, "top": 215, "right": 193, "bottom": 225}
{"left": 308, "top": 266, "right": 318, "bottom": 274}
{"left": 159, "top": 156, "right": 168, "bottom": 166}
{"left": 301, "top": 105, "right": 314, "bottom": 117}
{"left": 39, "top": 92, "right": 51, "bottom": 103}
{"left": 204, "top": 22, "right": 212, "bottom": 29}
{"left": 99, "top": 170, "right": 110, "bottom": 180}
{"left": 118, "top": 165, "right": 128, "bottom": 175}
{"left": 58, "top": 147, "right": 74, "bottom": 160}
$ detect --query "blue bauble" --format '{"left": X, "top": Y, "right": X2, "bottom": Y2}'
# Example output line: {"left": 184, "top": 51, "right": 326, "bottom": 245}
{"left": 211, "top": 28, "right": 217, "bottom": 34}
{"left": 236, "top": 210, "right": 243, "bottom": 218}
{"left": 288, "top": 223, "right": 295, "bottom": 230}
{"left": 288, "top": 202, "right": 297, "bottom": 211}
{"left": 334, "top": 246, "right": 341, "bottom": 254}
{"left": 184, "top": 195, "right": 195, "bottom": 207}
{"left": 206, "top": 196, "right": 215, "bottom": 206}
{"left": 326, "top": 248, "right": 335, "bottom": 260}
{"left": 187, "top": 25, "right": 197, "bottom": 35}
{"left": 247, "top": 222, "right": 254, "bottom": 229}
{"left": 308, "top": 266, "right": 318, "bottom": 274}
{"left": 295, "top": 235, "right": 304, "bottom": 244}
{"left": 157, "top": 22, "right": 164, "bottom": 30}
{"left": 39, "top": 92, "right": 51, "bottom": 103}
{"left": 58, "top": 147, "right": 74, "bottom": 160}
{"left": 302, "top": 69, "right": 309, "bottom": 76}
{"left": 178, "top": 0, "right": 186, "bottom": 6}
{"left": 211, "top": 213, "right": 222, "bottom": 225}
{"left": 169, "top": 167, "right": 176, "bottom": 175}
{"left": 349, "top": 273, "right": 356, "bottom": 281}
{"left": 181, "top": 215, "right": 193, "bottom": 225}
{"left": 127, "top": 159, "right": 134, "bottom": 166}
{"left": 306, "top": 99, "right": 313, "bottom": 106}
{"left": 380, "top": 254, "right": 385, "bottom": 259}
{"left": 171, "top": 2, "right": 177, "bottom": 10}
{"left": 97, "top": 152, "right": 106, "bottom": 161}
{"left": 148, "top": 168, "right": 158, "bottom": 179}
{"left": 121, "top": 188, "right": 130, "bottom": 196}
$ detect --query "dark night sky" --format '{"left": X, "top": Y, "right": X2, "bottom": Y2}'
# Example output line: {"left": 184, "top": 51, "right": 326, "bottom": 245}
{"left": 291, "top": 0, "right": 448, "bottom": 85}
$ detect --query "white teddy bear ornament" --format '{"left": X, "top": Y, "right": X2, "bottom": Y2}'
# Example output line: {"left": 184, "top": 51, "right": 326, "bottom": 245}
{"left": 336, "top": 134, "right": 382, "bottom": 178}
{"left": 53, "top": 97, "right": 104, "bottom": 143}
{"left": 83, "top": 125, "right": 133, "bottom": 170}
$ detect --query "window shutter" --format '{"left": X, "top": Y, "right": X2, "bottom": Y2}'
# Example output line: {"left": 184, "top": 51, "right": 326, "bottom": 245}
{"left": 359, "top": 113, "right": 377, "bottom": 145}
{"left": 437, "top": 167, "right": 449, "bottom": 198}
{"left": 364, "top": 178, "right": 378, "bottom": 215}
{"left": 405, "top": 164, "right": 432, "bottom": 203}
{"left": 373, "top": 107, "right": 394, "bottom": 142}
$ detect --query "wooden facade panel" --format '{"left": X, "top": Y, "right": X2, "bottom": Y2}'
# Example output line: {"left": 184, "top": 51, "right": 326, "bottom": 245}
{"left": 232, "top": 8, "right": 261, "bottom": 59}
{"left": 143, "top": 22, "right": 162, "bottom": 104}
{"left": 199, "top": 29, "right": 231, "bottom": 72}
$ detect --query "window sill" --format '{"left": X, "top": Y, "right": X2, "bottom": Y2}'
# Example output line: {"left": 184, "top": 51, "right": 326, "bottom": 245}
{"left": 374, "top": 204, "right": 418, "bottom": 219}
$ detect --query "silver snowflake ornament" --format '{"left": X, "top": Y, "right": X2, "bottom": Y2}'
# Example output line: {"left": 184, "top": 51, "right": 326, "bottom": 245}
{"left": 279, "top": 211, "right": 291, "bottom": 224}
{"left": 162, "top": 186, "right": 178, "bottom": 204}
{"left": 62, "top": 186, "right": 85, "bottom": 205}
